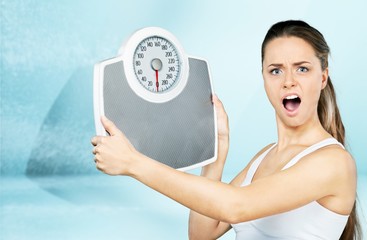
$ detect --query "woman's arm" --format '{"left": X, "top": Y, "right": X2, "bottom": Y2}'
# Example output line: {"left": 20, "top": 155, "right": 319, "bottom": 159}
{"left": 188, "top": 95, "right": 232, "bottom": 239}
{"left": 188, "top": 136, "right": 231, "bottom": 240}
{"left": 92, "top": 97, "right": 356, "bottom": 226}
{"left": 92, "top": 115, "right": 356, "bottom": 223}
{"left": 95, "top": 129, "right": 354, "bottom": 222}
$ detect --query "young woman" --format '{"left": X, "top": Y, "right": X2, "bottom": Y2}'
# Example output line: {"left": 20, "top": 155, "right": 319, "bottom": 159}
{"left": 91, "top": 20, "right": 360, "bottom": 239}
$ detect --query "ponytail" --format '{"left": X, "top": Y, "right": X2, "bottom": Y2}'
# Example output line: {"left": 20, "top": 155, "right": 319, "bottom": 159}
{"left": 318, "top": 77, "right": 361, "bottom": 240}
{"left": 317, "top": 77, "right": 345, "bottom": 144}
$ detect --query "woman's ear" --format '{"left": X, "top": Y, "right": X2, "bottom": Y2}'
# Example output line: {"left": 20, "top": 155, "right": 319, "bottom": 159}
{"left": 321, "top": 68, "right": 328, "bottom": 90}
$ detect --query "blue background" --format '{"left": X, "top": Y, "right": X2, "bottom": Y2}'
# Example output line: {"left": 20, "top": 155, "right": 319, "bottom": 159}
{"left": 1, "top": 0, "right": 366, "bottom": 239}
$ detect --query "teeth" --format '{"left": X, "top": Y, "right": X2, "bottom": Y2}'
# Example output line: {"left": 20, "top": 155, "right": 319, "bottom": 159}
{"left": 285, "top": 95, "right": 298, "bottom": 100}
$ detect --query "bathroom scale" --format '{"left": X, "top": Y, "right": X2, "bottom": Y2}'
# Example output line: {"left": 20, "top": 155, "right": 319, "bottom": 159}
{"left": 94, "top": 27, "right": 217, "bottom": 171}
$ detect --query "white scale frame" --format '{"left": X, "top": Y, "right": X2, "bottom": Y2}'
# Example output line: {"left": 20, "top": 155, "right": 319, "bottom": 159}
{"left": 93, "top": 27, "right": 217, "bottom": 171}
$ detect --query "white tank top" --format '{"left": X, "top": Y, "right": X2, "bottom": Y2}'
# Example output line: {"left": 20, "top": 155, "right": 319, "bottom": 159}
{"left": 231, "top": 138, "right": 349, "bottom": 240}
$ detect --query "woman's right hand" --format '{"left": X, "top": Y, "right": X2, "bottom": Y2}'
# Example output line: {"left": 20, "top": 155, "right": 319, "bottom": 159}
{"left": 213, "top": 94, "right": 229, "bottom": 142}
{"left": 200, "top": 94, "right": 230, "bottom": 180}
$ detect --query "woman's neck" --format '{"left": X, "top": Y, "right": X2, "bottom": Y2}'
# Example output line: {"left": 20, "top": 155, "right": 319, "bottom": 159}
{"left": 275, "top": 114, "right": 331, "bottom": 151}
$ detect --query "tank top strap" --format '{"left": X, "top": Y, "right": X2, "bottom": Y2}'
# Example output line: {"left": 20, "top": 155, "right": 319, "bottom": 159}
{"left": 282, "top": 138, "right": 344, "bottom": 170}
{"left": 242, "top": 143, "right": 277, "bottom": 186}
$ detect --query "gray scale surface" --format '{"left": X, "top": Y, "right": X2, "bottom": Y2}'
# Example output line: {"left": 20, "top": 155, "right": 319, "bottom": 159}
{"left": 103, "top": 58, "right": 215, "bottom": 169}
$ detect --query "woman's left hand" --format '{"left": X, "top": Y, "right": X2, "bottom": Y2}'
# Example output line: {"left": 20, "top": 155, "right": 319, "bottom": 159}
{"left": 91, "top": 116, "right": 139, "bottom": 176}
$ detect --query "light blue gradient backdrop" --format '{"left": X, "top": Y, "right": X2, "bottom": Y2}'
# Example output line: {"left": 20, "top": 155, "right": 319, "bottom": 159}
{"left": 1, "top": 1, "right": 366, "bottom": 239}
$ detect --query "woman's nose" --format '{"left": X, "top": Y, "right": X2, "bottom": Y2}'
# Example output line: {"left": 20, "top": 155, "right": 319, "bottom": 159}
{"left": 283, "top": 73, "right": 297, "bottom": 89}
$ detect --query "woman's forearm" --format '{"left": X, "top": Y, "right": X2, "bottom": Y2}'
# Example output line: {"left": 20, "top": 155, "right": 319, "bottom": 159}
{"left": 129, "top": 151, "right": 237, "bottom": 223}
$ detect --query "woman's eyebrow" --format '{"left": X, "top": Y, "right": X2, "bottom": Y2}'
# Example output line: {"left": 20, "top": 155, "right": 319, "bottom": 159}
{"left": 267, "top": 63, "right": 283, "bottom": 68}
{"left": 293, "top": 61, "right": 311, "bottom": 66}
{"left": 267, "top": 61, "right": 311, "bottom": 68}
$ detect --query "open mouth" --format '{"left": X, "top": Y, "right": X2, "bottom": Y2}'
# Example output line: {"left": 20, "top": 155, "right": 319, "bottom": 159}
{"left": 282, "top": 95, "right": 301, "bottom": 112}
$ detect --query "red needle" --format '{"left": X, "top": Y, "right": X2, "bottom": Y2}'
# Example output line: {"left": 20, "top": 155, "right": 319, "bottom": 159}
{"left": 155, "top": 70, "right": 159, "bottom": 92}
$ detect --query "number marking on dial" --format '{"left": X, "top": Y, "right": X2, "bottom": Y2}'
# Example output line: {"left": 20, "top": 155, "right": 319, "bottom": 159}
{"left": 133, "top": 37, "right": 181, "bottom": 93}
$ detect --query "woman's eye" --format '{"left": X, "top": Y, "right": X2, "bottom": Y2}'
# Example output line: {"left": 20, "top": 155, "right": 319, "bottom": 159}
{"left": 297, "top": 66, "right": 308, "bottom": 72}
{"left": 270, "top": 69, "right": 282, "bottom": 75}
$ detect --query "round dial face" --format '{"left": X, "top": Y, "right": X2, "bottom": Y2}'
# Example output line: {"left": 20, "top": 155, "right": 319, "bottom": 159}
{"left": 133, "top": 36, "right": 181, "bottom": 93}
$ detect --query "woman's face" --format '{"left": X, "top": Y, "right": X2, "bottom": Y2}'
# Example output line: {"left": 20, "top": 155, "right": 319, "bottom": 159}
{"left": 262, "top": 36, "right": 328, "bottom": 128}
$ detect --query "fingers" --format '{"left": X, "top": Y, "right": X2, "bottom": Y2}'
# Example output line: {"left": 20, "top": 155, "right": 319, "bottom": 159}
{"left": 212, "top": 94, "right": 227, "bottom": 114}
{"left": 212, "top": 93, "right": 222, "bottom": 107}
{"left": 91, "top": 133, "right": 106, "bottom": 173}
{"left": 91, "top": 136, "right": 103, "bottom": 146}
{"left": 212, "top": 93, "right": 219, "bottom": 103}
{"left": 101, "top": 116, "right": 121, "bottom": 136}
{"left": 91, "top": 137, "right": 103, "bottom": 157}
{"left": 92, "top": 146, "right": 102, "bottom": 171}
{"left": 94, "top": 156, "right": 104, "bottom": 172}
{"left": 92, "top": 146, "right": 98, "bottom": 154}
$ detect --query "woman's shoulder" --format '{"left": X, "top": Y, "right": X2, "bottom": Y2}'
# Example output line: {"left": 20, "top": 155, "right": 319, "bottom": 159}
{"left": 298, "top": 143, "right": 357, "bottom": 214}
{"left": 296, "top": 143, "right": 356, "bottom": 186}
{"left": 307, "top": 143, "right": 354, "bottom": 169}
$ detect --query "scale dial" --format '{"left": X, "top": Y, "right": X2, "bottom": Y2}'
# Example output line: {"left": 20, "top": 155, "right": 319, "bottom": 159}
{"left": 133, "top": 37, "right": 181, "bottom": 93}
{"left": 121, "top": 27, "right": 189, "bottom": 103}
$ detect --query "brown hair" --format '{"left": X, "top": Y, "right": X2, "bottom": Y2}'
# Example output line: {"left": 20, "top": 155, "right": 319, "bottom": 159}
{"left": 261, "top": 20, "right": 361, "bottom": 240}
